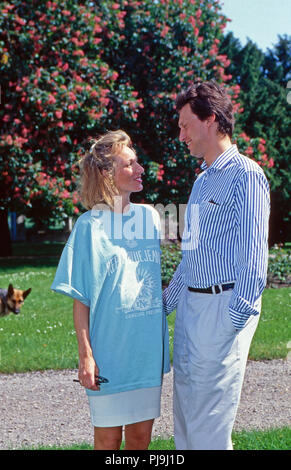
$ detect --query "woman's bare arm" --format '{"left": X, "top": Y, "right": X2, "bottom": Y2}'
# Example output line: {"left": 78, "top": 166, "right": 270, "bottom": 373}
{"left": 73, "top": 299, "right": 99, "bottom": 390}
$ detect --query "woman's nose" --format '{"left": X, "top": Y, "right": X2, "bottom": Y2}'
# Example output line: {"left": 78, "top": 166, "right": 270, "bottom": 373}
{"left": 137, "top": 162, "right": 144, "bottom": 174}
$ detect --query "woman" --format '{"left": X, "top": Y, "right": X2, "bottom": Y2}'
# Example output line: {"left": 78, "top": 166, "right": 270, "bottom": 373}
{"left": 51, "top": 130, "right": 170, "bottom": 450}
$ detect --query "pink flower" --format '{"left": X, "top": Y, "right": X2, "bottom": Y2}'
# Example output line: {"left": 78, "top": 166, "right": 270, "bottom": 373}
{"left": 55, "top": 110, "right": 63, "bottom": 119}
{"left": 5, "top": 135, "right": 13, "bottom": 145}
{"left": 196, "top": 8, "right": 202, "bottom": 19}
{"left": 60, "top": 136, "right": 67, "bottom": 143}
{"left": 100, "top": 88, "right": 110, "bottom": 97}
{"left": 73, "top": 50, "right": 85, "bottom": 56}
{"left": 268, "top": 158, "right": 274, "bottom": 168}
{"left": 161, "top": 26, "right": 169, "bottom": 37}
{"left": 188, "top": 16, "right": 195, "bottom": 27}
{"left": 15, "top": 16, "right": 26, "bottom": 26}
{"left": 94, "top": 24, "right": 102, "bottom": 34}
{"left": 47, "top": 94, "right": 56, "bottom": 104}
{"left": 61, "top": 189, "right": 70, "bottom": 198}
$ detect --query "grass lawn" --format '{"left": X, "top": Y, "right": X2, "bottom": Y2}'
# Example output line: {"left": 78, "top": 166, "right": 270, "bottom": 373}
{"left": 1, "top": 243, "right": 290, "bottom": 452}
{"left": 0, "top": 243, "right": 290, "bottom": 372}
{"left": 19, "top": 427, "right": 291, "bottom": 451}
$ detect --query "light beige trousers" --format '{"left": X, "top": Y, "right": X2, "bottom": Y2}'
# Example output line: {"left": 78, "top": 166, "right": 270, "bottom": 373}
{"left": 173, "top": 287, "right": 260, "bottom": 450}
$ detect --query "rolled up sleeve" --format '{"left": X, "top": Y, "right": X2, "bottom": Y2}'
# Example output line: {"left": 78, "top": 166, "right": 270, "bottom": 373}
{"left": 229, "top": 170, "right": 270, "bottom": 330}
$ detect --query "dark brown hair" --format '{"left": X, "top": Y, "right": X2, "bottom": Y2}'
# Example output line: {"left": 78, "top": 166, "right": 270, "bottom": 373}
{"left": 175, "top": 80, "right": 235, "bottom": 137}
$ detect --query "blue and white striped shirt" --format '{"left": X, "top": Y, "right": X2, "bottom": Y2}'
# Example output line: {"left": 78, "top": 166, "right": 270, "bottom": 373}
{"left": 162, "top": 145, "right": 270, "bottom": 330}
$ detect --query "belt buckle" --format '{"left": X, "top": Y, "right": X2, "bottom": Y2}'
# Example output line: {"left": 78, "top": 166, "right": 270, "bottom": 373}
{"left": 212, "top": 284, "right": 222, "bottom": 294}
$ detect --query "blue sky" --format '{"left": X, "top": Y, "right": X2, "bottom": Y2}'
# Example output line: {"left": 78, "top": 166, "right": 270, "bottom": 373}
{"left": 219, "top": 0, "right": 291, "bottom": 51}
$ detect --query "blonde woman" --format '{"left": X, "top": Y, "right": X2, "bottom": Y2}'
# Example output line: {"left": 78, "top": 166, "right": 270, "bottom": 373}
{"left": 51, "top": 130, "right": 170, "bottom": 450}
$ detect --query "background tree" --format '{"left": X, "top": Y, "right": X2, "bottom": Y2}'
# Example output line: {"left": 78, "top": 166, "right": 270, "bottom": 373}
{"left": 0, "top": 0, "right": 275, "bottom": 256}
{"left": 263, "top": 34, "right": 291, "bottom": 87}
{"left": 0, "top": 0, "right": 143, "bottom": 255}
{"left": 220, "top": 32, "right": 291, "bottom": 244}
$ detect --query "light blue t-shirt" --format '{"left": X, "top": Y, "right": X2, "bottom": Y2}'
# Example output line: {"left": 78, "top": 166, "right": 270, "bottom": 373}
{"left": 51, "top": 203, "right": 170, "bottom": 396}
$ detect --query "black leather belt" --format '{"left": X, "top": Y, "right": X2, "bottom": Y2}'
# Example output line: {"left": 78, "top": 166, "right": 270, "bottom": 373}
{"left": 188, "top": 283, "right": 235, "bottom": 294}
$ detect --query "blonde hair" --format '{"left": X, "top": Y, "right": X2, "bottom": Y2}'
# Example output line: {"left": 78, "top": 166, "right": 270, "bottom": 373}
{"left": 78, "top": 130, "right": 132, "bottom": 210}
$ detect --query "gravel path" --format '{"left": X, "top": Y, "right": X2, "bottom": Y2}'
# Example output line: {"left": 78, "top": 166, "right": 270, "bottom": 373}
{"left": 1, "top": 359, "right": 290, "bottom": 450}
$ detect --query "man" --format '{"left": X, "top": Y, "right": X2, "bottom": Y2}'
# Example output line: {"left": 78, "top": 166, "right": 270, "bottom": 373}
{"left": 163, "top": 80, "right": 270, "bottom": 450}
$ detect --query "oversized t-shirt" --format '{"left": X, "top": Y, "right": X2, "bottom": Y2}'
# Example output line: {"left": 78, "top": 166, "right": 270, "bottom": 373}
{"left": 51, "top": 203, "right": 170, "bottom": 396}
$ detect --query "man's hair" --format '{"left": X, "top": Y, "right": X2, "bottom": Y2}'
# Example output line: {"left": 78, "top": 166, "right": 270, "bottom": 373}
{"left": 175, "top": 80, "right": 235, "bottom": 137}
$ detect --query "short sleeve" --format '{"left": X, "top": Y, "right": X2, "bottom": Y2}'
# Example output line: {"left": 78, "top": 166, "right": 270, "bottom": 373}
{"left": 51, "top": 219, "right": 91, "bottom": 306}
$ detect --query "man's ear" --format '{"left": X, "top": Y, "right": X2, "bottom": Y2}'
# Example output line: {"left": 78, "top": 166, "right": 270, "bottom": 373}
{"left": 206, "top": 114, "right": 216, "bottom": 127}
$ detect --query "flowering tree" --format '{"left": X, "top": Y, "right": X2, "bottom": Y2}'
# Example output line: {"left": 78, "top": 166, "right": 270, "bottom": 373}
{"left": 0, "top": 0, "right": 274, "bottom": 255}
{"left": 0, "top": 0, "right": 143, "bottom": 254}
{"left": 99, "top": 0, "right": 274, "bottom": 206}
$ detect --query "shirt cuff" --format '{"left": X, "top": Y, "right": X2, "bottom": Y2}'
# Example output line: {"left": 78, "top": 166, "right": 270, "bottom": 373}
{"left": 229, "top": 289, "right": 262, "bottom": 329}
{"left": 162, "top": 289, "right": 174, "bottom": 316}
{"left": 229, "top": 307, "right": 251, "bottom": 330}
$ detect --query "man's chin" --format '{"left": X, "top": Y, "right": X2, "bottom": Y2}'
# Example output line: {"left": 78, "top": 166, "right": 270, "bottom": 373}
{"left": 190, "top": 149, "right": 203, "bottom": 159}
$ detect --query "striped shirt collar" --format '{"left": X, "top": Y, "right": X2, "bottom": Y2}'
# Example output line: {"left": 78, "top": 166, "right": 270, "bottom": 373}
{"left": 200, "top": 144, "right": 238, "bottom": 172}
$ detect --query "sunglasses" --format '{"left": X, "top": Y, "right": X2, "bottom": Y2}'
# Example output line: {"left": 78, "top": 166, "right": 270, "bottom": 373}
{"left": 73, "top": 375, "right": 109, "bottom": 386}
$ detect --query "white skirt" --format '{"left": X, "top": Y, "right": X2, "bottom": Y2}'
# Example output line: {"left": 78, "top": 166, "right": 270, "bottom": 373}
{"left": 88, "top": 386, "right": 161, "bottom": 427}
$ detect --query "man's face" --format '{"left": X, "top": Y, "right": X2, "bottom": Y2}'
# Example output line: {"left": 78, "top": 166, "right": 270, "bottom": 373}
{"left": 178, "top": 103, "right": 208, "bottom": 158}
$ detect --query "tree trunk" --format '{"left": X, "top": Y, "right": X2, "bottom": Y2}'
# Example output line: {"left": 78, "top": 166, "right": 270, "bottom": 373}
{"left": 0, "top": 209, "right": 12, "bottom": 256}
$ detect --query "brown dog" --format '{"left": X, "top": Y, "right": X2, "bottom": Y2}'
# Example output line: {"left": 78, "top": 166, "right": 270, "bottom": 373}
{"left": 0, "top": 284, "right": 32, "bottom": 317}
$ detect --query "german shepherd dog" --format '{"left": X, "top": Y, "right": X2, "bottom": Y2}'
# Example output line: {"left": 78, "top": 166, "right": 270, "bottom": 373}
{"left": 0, "top": 284, "right": 31, "bottom": 317}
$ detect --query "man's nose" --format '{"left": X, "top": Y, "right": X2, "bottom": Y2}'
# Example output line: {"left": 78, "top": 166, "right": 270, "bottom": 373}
{"left": 179, "top": 129, "right": 185, "bottom": 142}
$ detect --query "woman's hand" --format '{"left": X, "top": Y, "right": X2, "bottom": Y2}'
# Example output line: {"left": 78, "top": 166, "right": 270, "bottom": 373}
{"left": 78, "top": 356, "right": 100, "bottom": 391}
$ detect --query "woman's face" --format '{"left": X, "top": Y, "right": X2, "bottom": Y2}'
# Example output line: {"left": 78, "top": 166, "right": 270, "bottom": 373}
{"left": 113, "top": 146, "right": 144, "bottom": 196}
